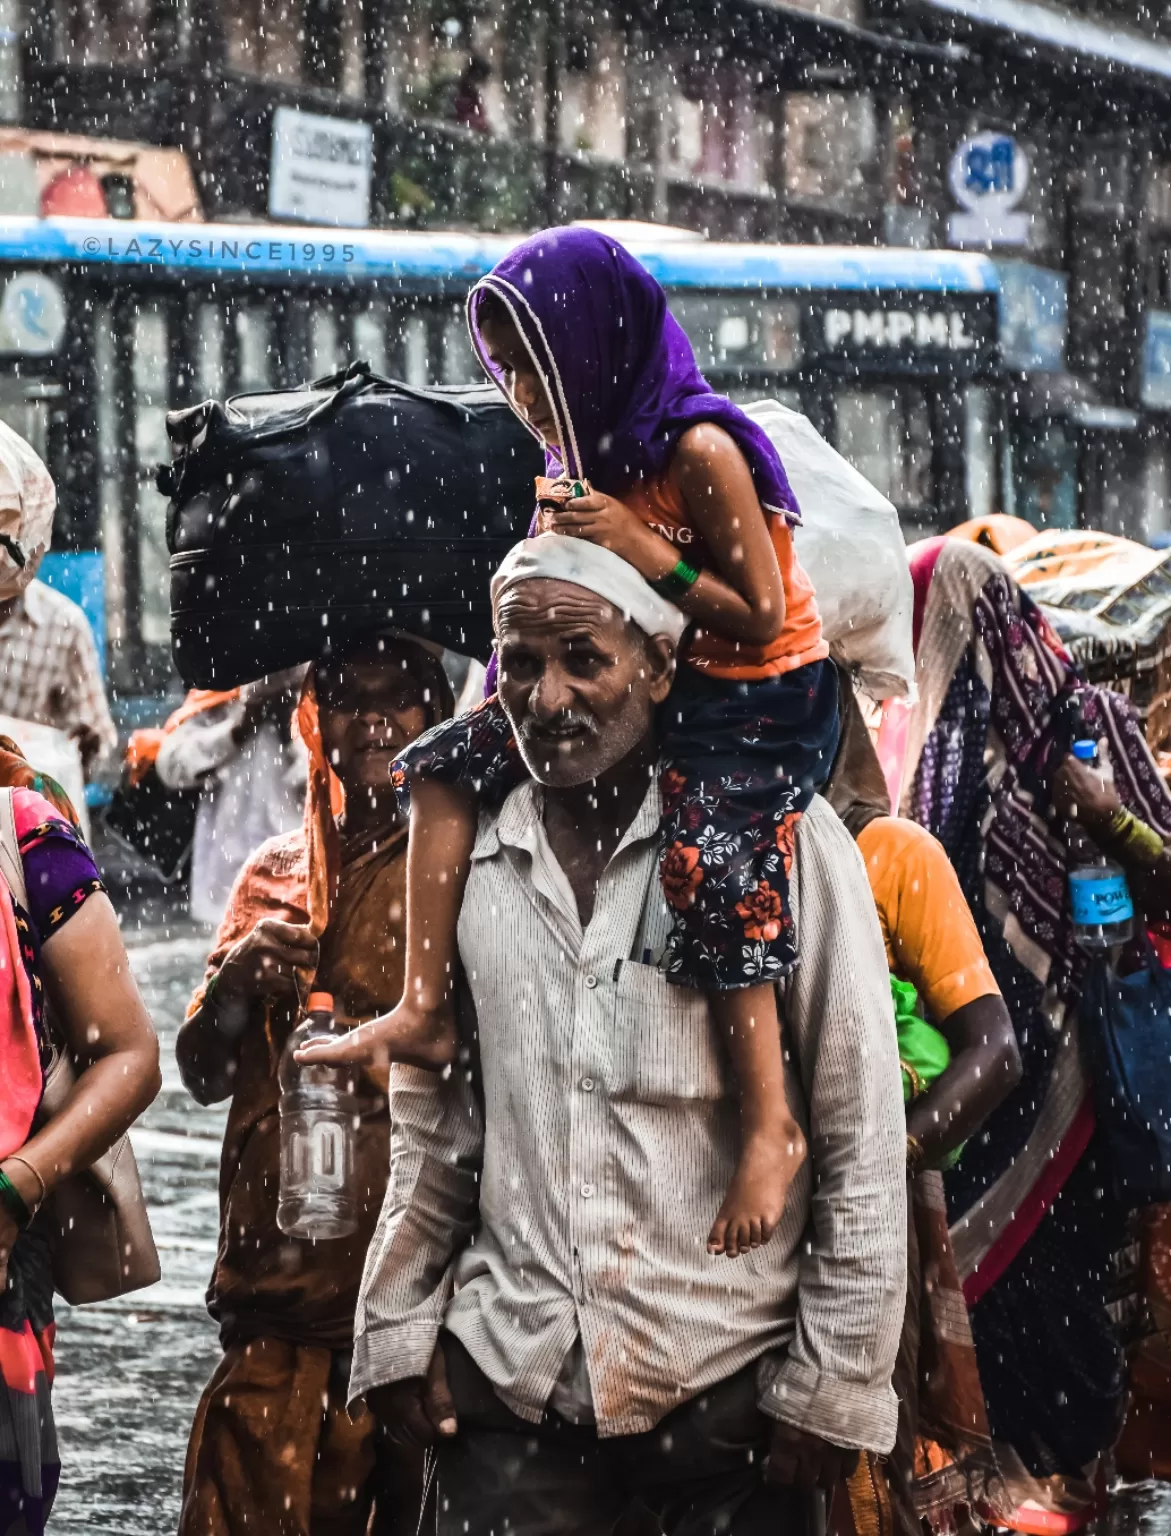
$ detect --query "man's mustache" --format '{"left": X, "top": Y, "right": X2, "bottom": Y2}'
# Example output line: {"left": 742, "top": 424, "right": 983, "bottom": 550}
{"left": 518, "top": 708, "right": 600, "bottom": 743}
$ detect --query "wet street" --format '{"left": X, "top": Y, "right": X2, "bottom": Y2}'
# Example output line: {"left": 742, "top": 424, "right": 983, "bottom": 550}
{"left": 50, "top": 909, "right": 225, "bottom": 1534}
{"left": 40, "top": 899, "right": 1171, "bottom": 1535}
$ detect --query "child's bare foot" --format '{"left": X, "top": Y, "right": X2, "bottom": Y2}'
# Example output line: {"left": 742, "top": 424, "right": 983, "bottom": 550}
{"left": 707, "top": 1119, "right": 806, "bottom": 1259}
{"left": 295, "top": 996, "right": 457, "bottom": 1071}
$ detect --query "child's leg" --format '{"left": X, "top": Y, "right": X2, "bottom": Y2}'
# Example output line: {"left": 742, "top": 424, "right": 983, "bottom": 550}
{"left": 707, "top": 985, "right": 806, "bottom": 1260}
{"left": 301, "top": 778, "right": 475, "bottom": 1071}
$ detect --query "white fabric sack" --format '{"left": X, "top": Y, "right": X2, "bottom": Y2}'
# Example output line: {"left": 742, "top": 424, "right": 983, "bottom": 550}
{"left": 743, "top": 399, "right": 915, "bottom": 701}
{"left": 0, "top": 714, "right": 89, "bottom": 842}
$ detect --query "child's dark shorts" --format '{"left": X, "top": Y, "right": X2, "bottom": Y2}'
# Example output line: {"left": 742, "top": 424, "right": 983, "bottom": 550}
{"left": 391, "top": 658, "right": 840, "bottom": 989}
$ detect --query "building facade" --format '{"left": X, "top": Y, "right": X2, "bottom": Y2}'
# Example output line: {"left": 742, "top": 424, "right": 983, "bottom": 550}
{"left": 0, "top": 0, "right": 1166, "bottom": 692}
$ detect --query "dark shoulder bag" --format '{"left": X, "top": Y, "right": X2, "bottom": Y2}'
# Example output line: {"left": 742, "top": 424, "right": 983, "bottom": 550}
{"left": 1081, "top": 940, "right": 1171, "bottom": 1209}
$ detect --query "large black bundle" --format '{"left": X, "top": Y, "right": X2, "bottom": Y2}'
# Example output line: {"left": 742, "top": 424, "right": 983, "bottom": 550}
{"left": 163, "top": 363, "right": 542, "bottom": 688}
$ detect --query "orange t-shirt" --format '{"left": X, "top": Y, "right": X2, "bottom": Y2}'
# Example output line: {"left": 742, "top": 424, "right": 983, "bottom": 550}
{"left": 856, "top": 816, "right": 1000, "bottom": 1022}
{"left": 622, "top": 473, "right": 827, "bottom": 681}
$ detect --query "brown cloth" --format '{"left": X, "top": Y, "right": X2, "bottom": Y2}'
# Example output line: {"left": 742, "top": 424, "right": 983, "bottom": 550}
{"left": 179, "top": 1337, "right": 420, "bottom": 1536}
{"left": 178, "top": 823, "right": 417, "bottom": 1536}
{"left": 203, "top": 821, "right": 408, "bottom": 1350}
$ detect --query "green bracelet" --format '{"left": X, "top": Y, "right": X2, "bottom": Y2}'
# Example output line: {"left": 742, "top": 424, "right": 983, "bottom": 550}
{"left": 0, "top": 1168, "right": 31, "bottom": 1230}
{"left": 650, "top": 558, "right": 700, "bottom": 603}
{"left": 1107, "top": 808, "right": 1166, "bottom": 868}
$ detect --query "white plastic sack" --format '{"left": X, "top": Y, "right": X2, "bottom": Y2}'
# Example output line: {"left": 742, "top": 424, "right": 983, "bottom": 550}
{"left": 743, "top": 399, "right": 916, "bottom": 701}
{"left": 0, "top": 714, "right": 89, "bottom": 842}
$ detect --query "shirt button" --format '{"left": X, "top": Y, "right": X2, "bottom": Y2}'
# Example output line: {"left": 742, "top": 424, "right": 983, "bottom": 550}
{"left": 580, "top": 1181, "right": 595, "bottom": 1199}
{"left": 581, "top": 1077, "right": 595, "bottom": 1093}
{"left": 584, "top": 974, "right": 598, "bottom": 990}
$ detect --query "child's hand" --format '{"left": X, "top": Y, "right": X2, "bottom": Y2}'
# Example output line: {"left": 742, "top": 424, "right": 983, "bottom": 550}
{"left": 547, "top": 490, "right": 662, "bottom": 571}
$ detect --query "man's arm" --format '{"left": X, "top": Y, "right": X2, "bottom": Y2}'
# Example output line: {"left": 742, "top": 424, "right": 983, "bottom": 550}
{"left": 349, "top": 1043, "right": 483, "bottom": 1407}
{"left": 155, "top": 699, "right": 248, "bottom": 791}
{"left": 760, "top": 797, "right": 906, "bottom": 1455}
{"left": 64, "top": 612, "right": 117, "bottom": 774}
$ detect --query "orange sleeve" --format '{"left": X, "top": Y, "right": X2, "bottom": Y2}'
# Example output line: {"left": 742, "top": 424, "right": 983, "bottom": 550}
{"left": 856, "top": 817, "right": 1000, "bottom": 1023}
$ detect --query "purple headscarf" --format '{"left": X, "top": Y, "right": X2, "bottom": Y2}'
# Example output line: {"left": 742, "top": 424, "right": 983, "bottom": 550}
{"left": 467, "top": 227, "right": 800, "bottom": 524}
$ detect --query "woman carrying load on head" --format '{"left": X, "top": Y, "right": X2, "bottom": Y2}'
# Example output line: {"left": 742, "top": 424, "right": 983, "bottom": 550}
{"left": 825, "top": 671, "right": 1021, "bottom": 1536}
{"left": 881, "top": 534, "right": 1171, "bottom": 1530}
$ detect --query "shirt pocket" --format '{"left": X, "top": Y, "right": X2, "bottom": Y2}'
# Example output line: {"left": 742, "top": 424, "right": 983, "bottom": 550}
{"left": 610, "top": 961, "right": 729, "bottom": 1104}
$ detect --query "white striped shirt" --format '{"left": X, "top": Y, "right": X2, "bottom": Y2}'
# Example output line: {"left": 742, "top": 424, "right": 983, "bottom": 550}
{"left": 351, "top": 782, "right": 906, "bottom": 1450}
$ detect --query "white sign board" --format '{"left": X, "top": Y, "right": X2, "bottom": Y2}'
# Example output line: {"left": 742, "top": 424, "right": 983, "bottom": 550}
{"left": 269, "top": 107, "right": 373, "bottom": 229}
{"left": 948, "top": 132, "right": 1030, "bottom": 248}
{"left": 0, "top": 273, "right": 67, "bottom": 355}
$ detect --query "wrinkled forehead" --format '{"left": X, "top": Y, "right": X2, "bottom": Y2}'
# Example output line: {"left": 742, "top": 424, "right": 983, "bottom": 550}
{"left": 494, "top": 577, "right": 627, "bottom": 642}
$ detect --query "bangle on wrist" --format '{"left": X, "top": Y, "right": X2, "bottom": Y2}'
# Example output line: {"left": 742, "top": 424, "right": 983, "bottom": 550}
{"left": 3, "top": 1155, "right": 45, "bottom": 1213}
{"left": 1106, "top": 808, "right": 1166, "bottom": 868}
{"left": 650, "top": 558, "right": 700, "bottom": 603}
{"left": 906, "top": 1134, "right": 927, "bottom": 1178}
{"left": 0, "top": 1168, "right": 31, "bottom": 1229}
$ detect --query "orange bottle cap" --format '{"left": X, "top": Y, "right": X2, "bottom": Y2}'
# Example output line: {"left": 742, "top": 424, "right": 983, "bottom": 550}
{"left": 306, "top": 991, "right": 334, "bottom": 1012}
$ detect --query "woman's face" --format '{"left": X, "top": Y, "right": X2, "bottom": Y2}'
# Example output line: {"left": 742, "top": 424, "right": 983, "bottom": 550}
{"left": 477, "top": 305, "right": 560, "bottom": 447}
{"left": 316, "top": 653, "right": 430, "bottom": 794}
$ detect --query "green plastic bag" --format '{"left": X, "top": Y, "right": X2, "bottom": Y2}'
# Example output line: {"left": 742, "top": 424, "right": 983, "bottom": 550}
{"left": 890, "top": 974, "right": 951, "bottom": 1104}
{"left": 891, "top": 975, "right": 963, "bottom": 1169}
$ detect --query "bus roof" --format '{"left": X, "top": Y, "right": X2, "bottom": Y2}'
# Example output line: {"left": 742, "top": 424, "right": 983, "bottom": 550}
{"left": 0, "top": 216, "right": 1000, "bottom": 294}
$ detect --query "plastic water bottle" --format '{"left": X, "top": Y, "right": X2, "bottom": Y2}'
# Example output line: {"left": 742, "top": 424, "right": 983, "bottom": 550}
{"left": 1067, "top": 739, "right": 1135, "bottom": 952}
{"left": 277, "top": 992, "right": 359, "bottom": 1240}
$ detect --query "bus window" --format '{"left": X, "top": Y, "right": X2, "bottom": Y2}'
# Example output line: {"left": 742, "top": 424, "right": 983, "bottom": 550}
{"left": 667, "top": 295, "right": 803, "bottom": 375}
{"left": 310, "top": 309, "right": 344, "bottom": 379}
{"left": 133, "top": 302, "right": 172, "bottom": 650}
{"left": 197, "top": 303, "right": 227, "bottom": 401}
{"left": 442, "top": 308, "right": 478, "bottom": 385}
{"left": 725, "top": 385, "right": 802, "bottom": 412}
{"left": 236, "top": 305, "right": 275, "bottom": 391}
{"left": 354, "top": 305, "right": 389, "bottom": 375}
{"left": 1012, "top": 419, "right": 1077, "bottom": 529}
{"left": 403, "top": 313, "right": 428, "bottom": 387}
{"left": 835, "top": 385, "right": 933, "bottom": 515}
{"left": 95, "top": 304, "right": 127, "bottom": 657}
{"left": 964, "top": 385, "right": 996, "bottom": 522}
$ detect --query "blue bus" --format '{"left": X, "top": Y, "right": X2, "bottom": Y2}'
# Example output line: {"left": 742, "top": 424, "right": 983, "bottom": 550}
{"left": 0, "top": 216, "right": 1001, "bottom": 701}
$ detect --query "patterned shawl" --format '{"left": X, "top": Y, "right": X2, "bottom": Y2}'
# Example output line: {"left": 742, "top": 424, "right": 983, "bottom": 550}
{"left": 896, "top": 538, "right": 1171, "bottom": 1300}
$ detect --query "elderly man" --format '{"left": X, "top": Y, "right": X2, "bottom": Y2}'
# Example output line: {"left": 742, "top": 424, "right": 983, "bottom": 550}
{"left": 326, "top": 538, "right": 906, "bottom": 1532}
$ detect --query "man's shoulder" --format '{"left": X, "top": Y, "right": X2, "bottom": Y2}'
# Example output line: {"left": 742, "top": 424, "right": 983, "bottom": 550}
{"left": 24, "top": 579, "right": 89, "bottom": 632}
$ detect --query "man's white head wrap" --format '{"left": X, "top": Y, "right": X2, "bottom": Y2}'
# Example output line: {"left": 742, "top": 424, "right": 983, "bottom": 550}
{"left": 491, "top": 534, "right": 687, "bottom": 643}
{"left": 0, "top": 422, "right": 54, "bottom": 601}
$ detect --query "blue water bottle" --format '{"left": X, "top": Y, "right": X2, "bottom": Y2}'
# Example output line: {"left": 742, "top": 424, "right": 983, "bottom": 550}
{"left": 1067, "top": 739, "right": 1135, "bottom": 951}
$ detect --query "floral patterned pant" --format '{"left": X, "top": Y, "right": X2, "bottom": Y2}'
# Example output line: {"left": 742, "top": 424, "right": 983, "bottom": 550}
{"left": 392, "top": 658, "right": 840, "bottom": 989}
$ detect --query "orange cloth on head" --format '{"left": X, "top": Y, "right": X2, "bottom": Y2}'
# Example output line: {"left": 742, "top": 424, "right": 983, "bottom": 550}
{"left": 857, "top": 816, "right": 1000, "bottom": 1022}
{"left": 620, "top": 472, "right": 827, "bottom": 682}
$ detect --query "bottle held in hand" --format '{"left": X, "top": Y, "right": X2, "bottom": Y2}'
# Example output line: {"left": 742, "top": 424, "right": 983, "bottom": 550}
{"left": 278, "top": 991, "right": 359, "bottom": 1239}
{"left": 1067, "top": 739, "right": 1135, "bottom": 952}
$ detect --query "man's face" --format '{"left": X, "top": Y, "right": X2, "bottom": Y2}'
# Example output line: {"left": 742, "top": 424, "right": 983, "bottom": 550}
{"left": 496, "top": 579, "right": 674, "bottom": 788}
{"left": 316, "top": 649, "right": 431, "bottom": 795}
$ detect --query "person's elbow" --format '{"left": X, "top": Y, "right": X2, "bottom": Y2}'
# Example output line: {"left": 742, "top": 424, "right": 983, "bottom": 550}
{"left": 992, "top": 1012, "right": 1023, "bottom": 1094}
{"left": 123, "top": 1028, "right": 162, "bottom": 1118}
{"left": 743, "top": 592, "right": 787, "bottom": 646}
{"left": 175, "top": 1017, "right": 233, "bottom": 1106}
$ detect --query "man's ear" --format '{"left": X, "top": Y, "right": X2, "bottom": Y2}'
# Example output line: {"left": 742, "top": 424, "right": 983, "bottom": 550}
{"left": 646, "top": 634, "right": 677, "bottom": 704}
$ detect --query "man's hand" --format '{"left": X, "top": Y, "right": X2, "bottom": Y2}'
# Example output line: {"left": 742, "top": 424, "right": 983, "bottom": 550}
{"left": 366, "top": 1343, "right": 458, "bottom": 1448}
{"left": 764, "top": 1422, "right": 859, "bottom": 1489}
{"left": 68, "top": 721, "right": 104, "bottom": 772}
{"left": 215, "top": 918, "right": 319, "bottom": 1001}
